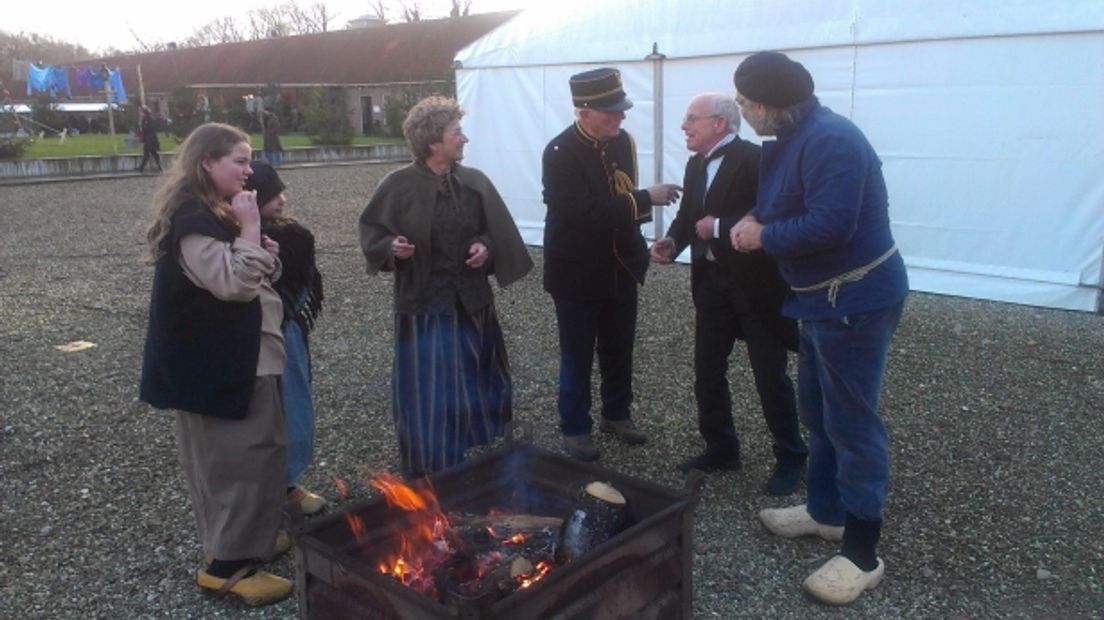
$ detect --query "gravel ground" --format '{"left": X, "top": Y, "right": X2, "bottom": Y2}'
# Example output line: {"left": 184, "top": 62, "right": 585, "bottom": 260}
{"left": 2, "top": 163, "right": 1102, "bottom": 619}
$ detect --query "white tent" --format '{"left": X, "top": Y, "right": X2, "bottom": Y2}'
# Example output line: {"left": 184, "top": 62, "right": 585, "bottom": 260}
{"left": 455, "top": 0, "right": 1104, "bottom": 312}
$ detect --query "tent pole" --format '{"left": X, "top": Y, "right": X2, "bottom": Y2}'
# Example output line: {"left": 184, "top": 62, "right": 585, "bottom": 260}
{"left": 645, "top": 43, "right": 666, "bottom": 241}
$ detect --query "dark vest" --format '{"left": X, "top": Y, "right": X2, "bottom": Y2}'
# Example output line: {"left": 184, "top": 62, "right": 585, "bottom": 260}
{"left": 139, "top": 201, "right": 262, "bottom": 419}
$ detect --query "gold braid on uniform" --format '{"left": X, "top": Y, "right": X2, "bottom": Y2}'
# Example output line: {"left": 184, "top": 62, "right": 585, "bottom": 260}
{"left": 613, "top": 169, "right": 649, "bottom": 223}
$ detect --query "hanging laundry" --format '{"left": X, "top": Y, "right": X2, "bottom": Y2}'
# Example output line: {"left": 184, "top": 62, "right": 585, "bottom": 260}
{"left": 50, "top": 66, "right": 72, "bottom": 98}
{"left": 74, "top": 68, "right": 93, "bottom": 91}
{"left": 108, "top": 68, "right": 127, "bottom": 103}
{"left": 26, "top": 64, "right": 52, "bottom": 96}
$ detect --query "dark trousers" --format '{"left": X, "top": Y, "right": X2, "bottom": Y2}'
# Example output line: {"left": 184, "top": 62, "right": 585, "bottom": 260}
{"left": 138, "top": 146, "right": 161, "bottom": 171}
{"left": 552, "top": 283, "right": 638, "bottom": 436}
{"left": 693, "top": 264, "right": 806, "bottom": 465}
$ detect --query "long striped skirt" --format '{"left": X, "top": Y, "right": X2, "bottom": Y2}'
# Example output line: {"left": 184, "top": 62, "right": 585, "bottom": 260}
{"left": 392, "top": 303, "right": 513, "bottom": 478}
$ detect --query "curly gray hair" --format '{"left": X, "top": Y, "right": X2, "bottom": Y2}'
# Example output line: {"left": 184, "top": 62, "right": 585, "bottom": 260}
{"left": 402, "top": 96, "right": 465, "bottom": 161}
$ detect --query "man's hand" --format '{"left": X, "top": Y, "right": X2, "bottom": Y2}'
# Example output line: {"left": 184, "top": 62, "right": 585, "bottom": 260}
{"left": 649, "top": 237, "right": 676, "bottom": 264}
{"left": 695, "top": 215, "right": 716, "bottom": 240}
{"left": 391, "top": 235, "right": 415, "bottom": 260}
{"left": 465, "top": 241, "right": 488, "bottom": 268}
{"left": 647, "top": 183, "right": 682, "bottom": 206}
{"left": 730, "top": 216, "right": 764, "bottom": 253}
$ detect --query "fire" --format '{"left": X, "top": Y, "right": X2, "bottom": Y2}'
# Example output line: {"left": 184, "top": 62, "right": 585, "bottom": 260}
{"left": 345, "top": 512, "right": 367, "bottom": 544}
{"left": 342, "top": 472, "right": 560, "bottom": 601}
{"left": 367, "top": 474, "right": 455, "bottom": 597}
{"left": 517, "top": 560, "right": 553, "bottom": 589}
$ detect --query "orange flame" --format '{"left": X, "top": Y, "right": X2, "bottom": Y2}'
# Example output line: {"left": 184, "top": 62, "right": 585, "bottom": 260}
{"left": 517, "top": 560, "right": 554, "bottom": 589}
{"left": 367, "top": 473, "right": 454, "bottom": 597}
{"left": 345, "top": 512, "right": 367, "bottom": 544}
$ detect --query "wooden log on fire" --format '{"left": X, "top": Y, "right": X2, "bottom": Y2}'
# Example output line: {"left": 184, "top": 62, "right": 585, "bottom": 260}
{"left": 558, "top": 481, "right": 628, "bottom": 562}
{"left": 460, "top": 514, "right": 563, "bottom": 533}
{"left": 451, "top": 513, "right": 562, "bottom": 557}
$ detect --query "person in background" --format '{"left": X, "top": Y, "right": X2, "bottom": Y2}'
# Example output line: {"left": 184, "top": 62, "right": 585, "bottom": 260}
{"left": 729, "top": 51, "right": 909, "bottom": 605}
{"left": 541, "top": 67, "right": 680, "bottom": 461}
{"left": 358, "top": 96, "right": 532, "bottom": 478}
{"left": 263, "top": 108, "right": 284, "bottom": 165}
{"left": 246, "top": 162, "right": 327, "bottom": 516}
{"left": 139, "top": 123, "right": 292, "bottom": 606}
{"left": 650, "top": 92, "right": 806, "bottom": 494}
{"left": 137, "top": 106, "right": 162, "bottom": 173}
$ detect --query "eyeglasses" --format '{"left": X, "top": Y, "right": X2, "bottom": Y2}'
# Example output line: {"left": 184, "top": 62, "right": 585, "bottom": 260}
{"left": 683, "top": 114, "right": 720, "bottom": 124}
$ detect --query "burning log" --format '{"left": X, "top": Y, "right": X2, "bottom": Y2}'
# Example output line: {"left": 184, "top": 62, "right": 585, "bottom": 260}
{"left": 558, "top": 481, "right": 628, "bottom": 562}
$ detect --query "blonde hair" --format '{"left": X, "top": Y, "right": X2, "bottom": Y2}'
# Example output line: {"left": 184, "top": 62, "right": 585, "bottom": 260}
{"left": 146, "top": 123, "right": 250, "bottom": 262}
{"left": 402, "top": 96, "right": 464, "bottom": 161}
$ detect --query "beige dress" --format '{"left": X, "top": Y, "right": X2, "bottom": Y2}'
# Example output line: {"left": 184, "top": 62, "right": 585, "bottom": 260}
{"left": 172, "top": 235, "right": 288, "bottom": 561}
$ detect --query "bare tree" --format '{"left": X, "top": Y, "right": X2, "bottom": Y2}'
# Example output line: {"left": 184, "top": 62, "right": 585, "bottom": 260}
{"left": 450, "top": 0, "right": 472, "bottom": 17}
{"left": 247, "top": 7, "right": 292, "bottom": 39}
{"left": 285, "top": 2, "right": 332, "bottom": 33}
{"left": 399, "top": 0, "right": 424, "bottom": 22}
{"left": 185, "top": 17, "right": 245, "bottom": 47}
{"left": 365, "top": 0, "right": 390, "bottom": 21}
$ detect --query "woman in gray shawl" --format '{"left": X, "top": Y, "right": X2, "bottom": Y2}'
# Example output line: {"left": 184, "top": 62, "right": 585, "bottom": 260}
{"left": 358, "top": 96, "right": 532, "bottom": 478}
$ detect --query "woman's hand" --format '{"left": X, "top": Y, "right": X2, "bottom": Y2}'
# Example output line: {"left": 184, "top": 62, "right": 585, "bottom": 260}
{"left": 260, "top": 234, "right": 279, "bottom": 258}
{"left": 231, "top": 190, "right": 261, "bottom": 244}
{"left": 392, "top": 235, "right": 415, "bottom": 260}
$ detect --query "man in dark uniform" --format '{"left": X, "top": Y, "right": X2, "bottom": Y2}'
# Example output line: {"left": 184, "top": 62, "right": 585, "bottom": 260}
{"left": 650, "top": 93, "right": 806, "bottom": 495}
{"left": 542, "top": 67, "right": 681, "bottom": 461}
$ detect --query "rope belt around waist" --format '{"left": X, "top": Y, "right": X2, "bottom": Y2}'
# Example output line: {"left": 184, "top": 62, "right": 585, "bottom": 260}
{"left": 790, "top": 244, "right": 898, "bottom": 308}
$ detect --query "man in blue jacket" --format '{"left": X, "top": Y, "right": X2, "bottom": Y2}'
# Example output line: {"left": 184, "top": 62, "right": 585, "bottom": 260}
{"left": 729, "top": 51, "right": 909, "bottom": 605}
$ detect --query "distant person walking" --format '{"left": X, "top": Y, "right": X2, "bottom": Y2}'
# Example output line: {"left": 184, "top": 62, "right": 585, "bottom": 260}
{"left": 137, "top": 106, "right": 162, "bottom": 172}
{"left": 263, "top": 109, "right": 284, "bottom": 165}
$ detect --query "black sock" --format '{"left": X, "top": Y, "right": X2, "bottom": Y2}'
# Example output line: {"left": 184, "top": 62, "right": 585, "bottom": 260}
{"left": 207, "top": 558, "right": 253, "bottom": 579}
{"left": 840, "top": 513, "right": 882, "bottom": 571}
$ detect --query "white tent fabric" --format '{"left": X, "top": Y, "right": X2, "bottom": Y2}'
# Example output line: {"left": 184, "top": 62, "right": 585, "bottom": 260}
{"left": 455, "top": 0, "right": 1104, "bottom": 312}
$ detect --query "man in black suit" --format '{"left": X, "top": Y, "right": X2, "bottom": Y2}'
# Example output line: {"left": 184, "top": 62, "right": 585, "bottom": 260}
{"left": 542, "top": 68, "right": 681, "bottom": 461}
{"left": 650, "top": 92, "right": 806, "bottom": 495}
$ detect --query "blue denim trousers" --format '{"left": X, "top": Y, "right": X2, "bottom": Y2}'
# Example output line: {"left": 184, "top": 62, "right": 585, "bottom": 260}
{"left": 281, "top": 320, "right": 315, "bottom": 486}
{"left": 799, "top": 299, "right": 904, "bottom": 525}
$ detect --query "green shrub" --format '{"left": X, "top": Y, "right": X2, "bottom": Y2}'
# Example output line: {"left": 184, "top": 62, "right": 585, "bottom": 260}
{"left": 301, "top": 87, "right": 352, "bottom": 145}
{"left": 168, "top": 87, "right": 203, "bottom": 140}
{"left": 0, "top": 137, "right": 30, "bottom": 158}
{"left": 381, "top": 84, "right": 454, "bottom": 139}
{"left": 30, "top": 93, "right": 65, "bottom": 135}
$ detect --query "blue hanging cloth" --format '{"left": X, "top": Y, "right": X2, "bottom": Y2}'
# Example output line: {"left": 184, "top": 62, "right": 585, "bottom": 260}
{"left": 108, "top": 68, "right": 127, "bottom": 103}
{"left": 50, "top": 66, "right": 72, "bottom": 98}
{"left": 88, "top": 69, "right": 105, "bottom": 90}
{"left": 27, "top": 64, "right": 52, "bottom": 95}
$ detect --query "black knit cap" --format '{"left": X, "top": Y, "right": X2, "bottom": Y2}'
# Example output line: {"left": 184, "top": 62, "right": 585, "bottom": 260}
{"left": 569, "top": 67, "right": 633, "bottom": 112}
{"left": 733, "top": 51, "right": 815, "bottom": 108}
{"left": 244, "top": 161, "right": 286, "bottom": 207}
